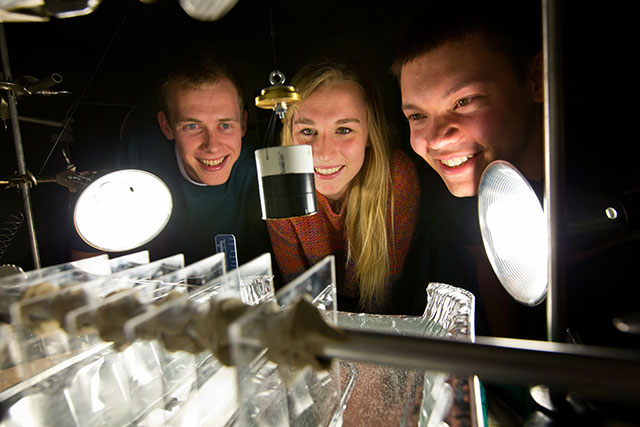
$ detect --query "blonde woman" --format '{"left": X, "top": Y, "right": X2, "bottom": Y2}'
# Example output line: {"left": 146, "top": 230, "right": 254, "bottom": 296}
{"left": 267, "top": 60, "right": 419, "bottom": 313}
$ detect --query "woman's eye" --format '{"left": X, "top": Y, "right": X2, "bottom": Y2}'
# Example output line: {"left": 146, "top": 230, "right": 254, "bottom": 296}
{"left": 336, "top": 127, "right": 352, "bottom": 135}
{"left": 300, "top": 128, "right": 316, "bottom": 136}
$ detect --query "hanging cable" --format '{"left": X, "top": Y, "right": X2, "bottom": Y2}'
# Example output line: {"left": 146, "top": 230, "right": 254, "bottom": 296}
{"left": 36, "top": 0, "right": 138, "bottom": 179}
{"left": 268, "top": 0, "right": 278, "bottom": 71}
{"left": 260, "top": 0, "right": 280, "bottom": 149}
{"left": 261, "top": 107, "right": 277, "bottom": 148}
{"left": 255, "top": 2, "right": 300, "bottom": 148}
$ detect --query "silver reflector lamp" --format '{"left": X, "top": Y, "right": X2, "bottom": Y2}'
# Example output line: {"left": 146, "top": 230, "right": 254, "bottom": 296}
{"left": 478, "top": 160, "right": 548, "bottom": 306}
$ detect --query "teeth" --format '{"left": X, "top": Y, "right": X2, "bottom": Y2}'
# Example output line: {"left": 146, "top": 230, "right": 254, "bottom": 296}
{"left": 199, "top": 157, "right": 225, "bottom": 167}
{"left": 441, "top": 154, "right": 474, "bottom": 167}
{"left": 315, "top": 166, "right": 342, "bottom": 175}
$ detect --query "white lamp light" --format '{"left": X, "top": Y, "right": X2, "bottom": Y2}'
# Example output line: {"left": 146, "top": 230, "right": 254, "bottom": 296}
{"left": 478, "top": 160, "right": 548, "bottom": 306}
{"left": 178, "top": 0, "right": 239, "bottom": 21}
{"left": 74, "top": 169, "right": 172, "bottom": 252}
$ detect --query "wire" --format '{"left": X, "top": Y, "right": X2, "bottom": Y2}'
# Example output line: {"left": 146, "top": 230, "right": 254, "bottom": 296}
{"left": 261, "top": 110, "right": 277, "bottom": 149}
{"left": 1, "top": 1, "right": 138, "bottom": 267}
{"left": 0, "top": 211, "right": 24, "bottom": 262}
{"left": 262, "top": 0, "right": 284, "bottom": 149}
{"left": 36, "top": 0, "right": 138, "bottom": 179}
{"left": 268, "top": 0, "right": 278, "bottom": 71}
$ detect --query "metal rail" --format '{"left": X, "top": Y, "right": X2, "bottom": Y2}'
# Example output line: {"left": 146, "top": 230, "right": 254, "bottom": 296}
{"left": 316, "top": 330, "right": 640, "bottom": 401}
{"left": 0, "top": 23, "right": 41, "bottom": 268}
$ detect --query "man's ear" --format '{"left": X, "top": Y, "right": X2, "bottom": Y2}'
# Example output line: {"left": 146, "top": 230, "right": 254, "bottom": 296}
{"left": 241, "top": 110, "right": 248, "bottom": 137}
{"left": 157, "top": 111, "right": 175, "bottom": 140}
{"left": 530, "top": 50, "right": 543, "bottom": 103}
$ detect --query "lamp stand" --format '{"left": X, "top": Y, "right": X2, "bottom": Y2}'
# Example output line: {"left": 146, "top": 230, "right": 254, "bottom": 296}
{"left": 0, "top": 23, "right": 41, "bottom": 268}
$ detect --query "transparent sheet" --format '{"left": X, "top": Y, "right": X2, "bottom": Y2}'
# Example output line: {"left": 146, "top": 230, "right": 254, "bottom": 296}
{"left": 0, "top": 252, "right": 188, "bottom": 426}
{"left": 0, "top": 251, "right": 150, "bottom": 322}
{"left": 0, "top": 252, "right": 477, "bottom": 426}
{"left": 188, "top": 252, "right": 274, "bottom": 305}
{"left": 230, "top": 255, "right": 344, "bottom": 427}
{"left": 151, "top": 252, "right": 276, "bottom": 426}
{"left": 0, "top": 251, "right": 156, "bottom": 379}
{"left": 230, "top": 257, "right": 478, "bottom": 426}
{"left": 1, "top": 254, "right": 183, "bottom": 370}
{"left": 0, "top": 252, "right": 276, "bottom": 427}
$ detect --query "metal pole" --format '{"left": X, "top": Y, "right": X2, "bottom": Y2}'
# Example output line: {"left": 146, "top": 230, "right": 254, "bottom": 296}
{"left": 542, "top": 0, "right": 565, "bottom": 341}
{"left": 316, "top": 330, "right": 640, "bottom": 401}
{"left": 0, "top": 23, "right": 41, "bottom": 268}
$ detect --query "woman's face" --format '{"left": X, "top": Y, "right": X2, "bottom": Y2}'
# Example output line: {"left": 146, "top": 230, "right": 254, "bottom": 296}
{"left": 292, "top": 81, "right": 369, "bottom": 203}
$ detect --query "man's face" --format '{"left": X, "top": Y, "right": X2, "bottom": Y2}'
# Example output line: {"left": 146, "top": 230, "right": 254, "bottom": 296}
{"left": 158, "top": 78, "right": 247, "bottom": 186}
{"left": 400, "top": 35, "right": 542, "bottom": 197}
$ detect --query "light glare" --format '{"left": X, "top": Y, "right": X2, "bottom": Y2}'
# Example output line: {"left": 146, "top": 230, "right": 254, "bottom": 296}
{"left": 478, "top": 161, "right": 548, "bottom": 306}
{"left": 74, "top": 170, "right": 172, "bottom": 252}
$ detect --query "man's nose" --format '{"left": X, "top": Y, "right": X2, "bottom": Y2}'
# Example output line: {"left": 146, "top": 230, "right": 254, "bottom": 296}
{"left": 312, "top": 134, "right": 336, "bottom": 162}
{"left": 200, "top": 129, "right": 222, "bottom": 151}
{"left": 424, "top": 115, "right": 460, "bottom": 151}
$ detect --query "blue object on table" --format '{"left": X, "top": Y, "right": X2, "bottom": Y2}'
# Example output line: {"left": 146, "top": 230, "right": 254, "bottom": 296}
{"left": 215, "top": 234, "right": 238, "bottom": 271}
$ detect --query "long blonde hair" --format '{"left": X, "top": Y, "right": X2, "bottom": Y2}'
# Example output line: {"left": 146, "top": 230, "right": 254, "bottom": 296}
{"left": 281, "top": 60, "right": 395, "bottom": 310}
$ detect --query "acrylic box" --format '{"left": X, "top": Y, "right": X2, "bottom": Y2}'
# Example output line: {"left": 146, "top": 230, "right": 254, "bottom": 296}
{"left": 229, "top": 256, "right": 480, "bottom": 426}
{"left": 0, "top": 251, "right": 276, "bottom": 426}
{"left": 0, "top": 250, "right": 479, "bottom": 426}
{"left": 0, "top": 251, "right": 150, "bottom": 322}
{"left": 0, "top": 252, "right": 189, "bottom": 426}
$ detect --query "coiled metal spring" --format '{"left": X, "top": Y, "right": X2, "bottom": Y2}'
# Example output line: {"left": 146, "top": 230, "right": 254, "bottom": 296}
{"left": 0, "top": 211, "right": 24, "bottom": 262}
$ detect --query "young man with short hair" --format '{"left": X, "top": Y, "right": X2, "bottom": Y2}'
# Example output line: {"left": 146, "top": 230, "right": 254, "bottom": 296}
{"left": 73, "top": 53, "right": 271, "bottom": 266}
{"left": 392, "top": 1, "right": 546, "bottom": 340}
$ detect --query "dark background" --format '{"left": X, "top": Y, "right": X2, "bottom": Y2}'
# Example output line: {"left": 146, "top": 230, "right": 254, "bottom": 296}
{"left": 1, "top": 1, "right": 638, "bottom": 346}
{"left": 1, "top": 0, "right": 416, "bottom": 269}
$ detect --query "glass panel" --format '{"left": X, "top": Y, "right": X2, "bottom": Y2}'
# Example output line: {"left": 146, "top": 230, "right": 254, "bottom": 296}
{"left": 0, "top": 251, "right": 150, "bottom": 325}
{"left": 0, "top": 254, "right": 479, "bottom": 426}
{"left": 230, "top": 255, "right": 343, "bottom": 427}
{"left": 122, "top": 252, "right": 276, "bottom": 426}
{"left": 230, "top": 264, "right": 479, "bottom": 426}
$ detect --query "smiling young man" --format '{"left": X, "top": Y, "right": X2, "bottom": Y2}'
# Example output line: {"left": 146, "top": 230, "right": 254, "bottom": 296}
{"left": 394, "top": 2, "right": 543, "bottom": 199}
{"left": 398, "top": 34, "right": 543, "bottom": 198}
{"left": 391, "top": 2, "right": 546, "bottom": 341}
{"left": 157, "top": 77, "right": 246, "bottom": 186}
{"left": 71, "top": 53, "right": 272, "bottom": 266}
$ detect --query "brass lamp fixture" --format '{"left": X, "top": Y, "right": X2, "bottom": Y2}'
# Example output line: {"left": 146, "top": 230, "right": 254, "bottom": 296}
{"left": 255, "top": 70, "right": 300, "bottom": 119}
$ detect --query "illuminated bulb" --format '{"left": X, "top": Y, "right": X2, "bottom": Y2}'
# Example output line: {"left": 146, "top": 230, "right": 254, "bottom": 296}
{"left": 478, "top": 160, "right": 548, "bottom": 306}
{"left": 74, "top": 170, "right": 172, "bottom": 252}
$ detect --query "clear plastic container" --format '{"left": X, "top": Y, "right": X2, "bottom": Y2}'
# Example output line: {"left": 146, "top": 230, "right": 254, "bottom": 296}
{"left": 229, "top": 258, "right": 479, "bottom": 426}
{"left": 0, "top": 252, "right": 188, "bottom": 426}
{"left": 0, "top": 251, "right": 149, "bottom": 323}
{"left": 0, "top": 251, "right": 277, "bottom": 427}
{"left": 230, "top": 255, "right": 343, "bottom": 427}
{"left": 329, "top": 282, "right": 476, "bottom": 427}
{"left": 123, "top": 252, "right": 276, "bottom": 426}
{"left": 0, "top": 252, "right": 480, "bottom": 426}
{"left": 1, "top": 251, "right": 156, "bottom": 385}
